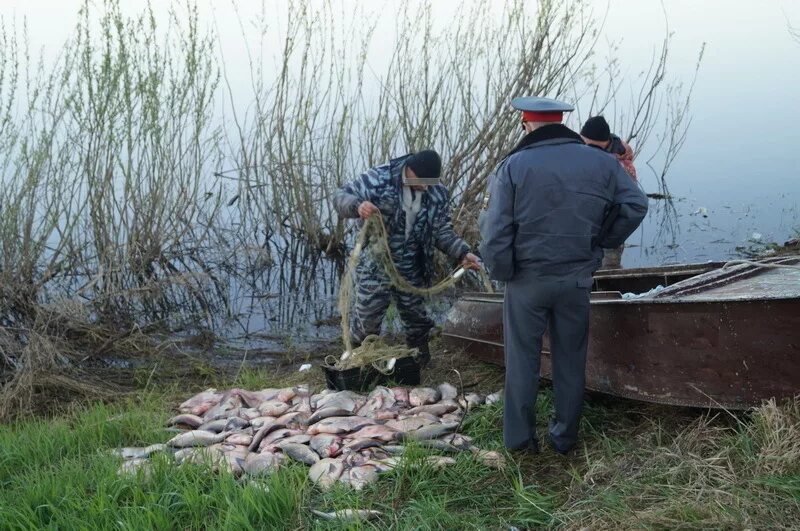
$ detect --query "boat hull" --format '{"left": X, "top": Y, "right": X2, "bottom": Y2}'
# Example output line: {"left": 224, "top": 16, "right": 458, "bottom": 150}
{"left": 443, "top": 264, "right": 800, "bottom": 409}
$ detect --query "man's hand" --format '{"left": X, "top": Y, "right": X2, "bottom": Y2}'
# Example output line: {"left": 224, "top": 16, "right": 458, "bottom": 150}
{"left": 461, "top": 252, "right": 481, "bottom": 271}
{"left": 358, "top": 201, "right": 380, "bottom": 220}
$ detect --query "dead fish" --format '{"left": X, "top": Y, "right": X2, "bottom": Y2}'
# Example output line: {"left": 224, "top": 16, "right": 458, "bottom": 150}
{"left": 167, "top": 430, "right": 231, "bottom": 448}
{"left": 485, "top": 390, "right": 502, "bottom": 405}
{"left": 424, "top": 456, "right": 457, "bottom": 469}
{"left": 401, "top": 422, "right": 459, "bottom": 442}
{"left": 343, "top": 438, "right": 384, "bottom": 453}
{"left": 416, "top": 439, "right": 461, "bottom": 453}
{"left": 225, "top": 433, "right": 253, "bottom": 446}
{"left": 306, "top": 416, "right": 377, "bottom": 435}
{"left": 238, "top": 408, "right": 262, "bottom": 421}
{"left": 307, "top": 407, "right": 353, "bottom": 426}
{"left": 203, "top": 392, "right": 243, "bottom": 421}
{"left": 224, "top": 417, "right": 250, "bottom": 431}
{"left": 275, "top": 434, "right": 312, "bottom": 447}
{"left": 173, "top": 447, "right": 197, "bottom": 464}
{"left": 409, "top": 387, "right": 440, "bottom": 407}
{"left": 391, "top": 387, "right": 410, "bottom": 404}
{"left": 197, "top": 419, "right": 228, "bottom": 433}
{"left": 166, "top": 414, "right": 204, "bottom": 429}
{"left": 308, "top": 458, "right": 344, "bottom": 490}
{"left": 280, "top": 443, "right": 320, "bottom": 465}
{"left": 179, "top": 388, "right": 222, "bottom": 416}
{"left": 405, "top": 402, "right": 459, "bottom": 416}
{"left": 262, "top": 428, "right": 303, "bottom": 447}
{"left": 118, "top": 458, "right": 152, "bottom": 477}
{"left": 276, "top": 387, "right": 297, "bottom": 403}
{"left": 111, "top": 443, "right": 167, "bottom": 460}
{"left": 399, "top": 411, "right": 441, "bottom": 423}
{"left": 346, "top": 425, "right": 398, "bottom": 443}
{"left": 275, "top": 411, "right": 308, "bottom": 429}
{"left": 310, "top": 435, "right": 342, "bottom": 458}
{"left": 316, "top": 391, "right": 362, "bottom": 412}
{"left": 257, "top": 400, "right": 290, "bottom": 417}
{"left": 437, "top": 382, "right": 458, "bottom": 401}
{"left": 381, "top": 445, "right": 406, "bottom": 455}
{"left": 386, "top": 416, "right": 436, "bottom": 433}
{"left": 441, "top": 413, "right": 464, "bottom": 424}
{"left": 311, "top": 509, "right": 382, "bottom": 522}
{"left": 439, "top": 433, "right": 474, "bottom": 450}
{"left": 372, "top": 409, "right": 399, "bottom": 420}
{"left": 242, "top": 452, "right": 284, "bottom": 477}
{"left": 344, "top": 465, "right": 379, "bottom": 490}
{"left": 464, "top": 393, "right": 484, "bottom": 409}
{"left": 357, "top": 387, "right": 395, "bottom": 417}
{"left": 233, "top": 388, "right": 277, "bottom": 409}
{"left": 472, "top": 449, "right": 506, "bottom": 469}
{"left": 181, "top": 446, "right": 225, "bottom": 467}
{"left": 250, "top": 416, "right": 276, "bottom": 429}
{"left": 220, "top": 446, "right": 249, "bottom": 476}
{"left": 248, "top": 420, "right": 287, "bottom": 451}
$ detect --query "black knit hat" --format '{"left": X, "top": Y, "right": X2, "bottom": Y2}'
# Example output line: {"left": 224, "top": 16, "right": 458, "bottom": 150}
{"left": 405, "top": 150, "right": 442, "bottom": 180}
{"left": 580, "top": 116, "right": 611, "bottom": 142}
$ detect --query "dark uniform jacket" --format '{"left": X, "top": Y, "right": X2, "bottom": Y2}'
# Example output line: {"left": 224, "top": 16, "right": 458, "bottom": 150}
{"left": 479, "top": 124, "right": 648, "bottom": 282}
{"left": 334, "top": 154, "right": 470, "bottom": 285}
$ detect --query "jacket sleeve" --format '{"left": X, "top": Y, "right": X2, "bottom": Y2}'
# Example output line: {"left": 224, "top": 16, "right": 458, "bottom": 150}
{"left": 600, "top": 163, "right": 648, "bottom": 248}
{"left": 434, "top": 190, "right": 470, "bottom": 261}
{"left": 333, "top": 170, "right": 375, "bottom": 219}
{"left": 478, "top": 162, "right": 515, "bottom": 281}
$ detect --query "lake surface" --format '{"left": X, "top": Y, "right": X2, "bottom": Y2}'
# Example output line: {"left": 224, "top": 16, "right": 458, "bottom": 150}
{"left": 4, "top": 0, "right": 799, "bottom": 345}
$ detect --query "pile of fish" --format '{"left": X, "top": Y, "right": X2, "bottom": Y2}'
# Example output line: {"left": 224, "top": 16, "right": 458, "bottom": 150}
{"left": 113, "top": 383, "right": 504, "bottom": 491}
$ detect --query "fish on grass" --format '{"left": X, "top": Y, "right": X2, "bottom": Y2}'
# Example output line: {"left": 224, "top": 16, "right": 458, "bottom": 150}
{"left": 167, "top": 430, "right": 231, "bottom": 448}
{"left": 311, "top": 509, "right": 383, "bottom": 522}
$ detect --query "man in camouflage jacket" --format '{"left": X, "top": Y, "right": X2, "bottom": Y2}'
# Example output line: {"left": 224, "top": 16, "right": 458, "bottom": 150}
{"left": 334, "top": 150, "right": 480, "bottom": 367}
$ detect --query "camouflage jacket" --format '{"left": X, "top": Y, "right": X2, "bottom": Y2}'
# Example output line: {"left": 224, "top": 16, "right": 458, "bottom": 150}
{"left": 333, "top": 154, "right": 470, "bottom": 285}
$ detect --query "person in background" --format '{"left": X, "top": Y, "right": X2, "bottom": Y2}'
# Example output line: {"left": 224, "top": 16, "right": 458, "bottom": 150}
{"left": 479, "top": 97, "right": 648, "bottom": 455}
{"left": 580, "top": 116, "right": 638, "bottom": 269}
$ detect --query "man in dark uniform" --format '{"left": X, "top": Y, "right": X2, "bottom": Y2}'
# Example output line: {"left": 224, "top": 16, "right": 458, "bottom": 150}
{"left": 479, "top": 97, "right": 648, "bottom": 454}
{"left": 334, "top": 150, "right": 480, "bottom": 367}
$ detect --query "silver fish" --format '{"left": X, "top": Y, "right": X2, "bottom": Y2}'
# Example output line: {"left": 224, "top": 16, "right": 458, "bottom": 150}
{"left": 118, "top": 457, "right": 152, "bottom": 476}
{"left": 386, "top": 416, "right": 436, "bottom": 433}
{"left": 310, "top": 435, "right": 342, "bottom": 458}
{"left": 166, "top": 414, "right": 204, "bottom": 429}
{"left": 342, "top": 438, "right": 384, "bottom": 453}
{"left": 405, "top": 401, "right": 459, "bottom": 417}
{"left": 197, "top": 419, "right": 228, "bottom": 433}
{"left": 381, "top": 445, "right": 406, "bottom": 455}
{"left": 311, "top": 509, "right": 382, "bottom": 522}
{"left": 409, "top": 387, "right": 440, "bottom": 407}
{"left": 306, "top": 416, "right": 377, "bottom": 435}
{"left": 262, "top": 428, "right": 303, "bottom": 447}
{"left": 391, "top": 387, "right": 410, "bottom": 404}
{"left": 275, "top": 434, "right": 312, "bottom": 446}
{"left": 238, "top": 408, "right": 263, "bottom": 421}
{"left": 224, "top": 417, "right": 250, "bottom": 431}
{"left": 225, "top": 433, "right": 253, "bottom": 446}
{"left": 257, "top": 400, "right": 290, "bottom": 417}
{"left": 424, "top": 456, "right": 457, "bottom": 469}
{"left": 346, "top": 425, "right": 398, "bottom": 443}
{"left": 242, "top": 452, "right": 284, "bottom": 477}
{"left": 167, "top": 430, "right": 231, "bottom": 448}
{"left": 248, "top": 420, "right": 287, "bottom": 451}
{"left": 437, "top": 382, "right": 458, "bottom": 401}
{"left": 401, "top": 422, "right": 459, "bottom": 442}
{"left": 111, "top": 443, "right": 167, "bottom": 460}
{"left": 250, "top": 416, "right": 276, "bottom": 429}
{"left": 485, "top": 390, "right": 503, "bottom": 405}
{"left": 178, "top": 388, "right": 221, "bottom": 416}
{"left": 275, "top": 411, "right": 308, "bottom": 429}
{"left": 464, "top": 393, "right": 485, "bottom": 409}
{"left": 307, "top": 407, "right": 353, "bottom": 426}
{"left": 280, "top": 443, "right": 320, "bottom": 465}
{"left": 344, "top": 465, "right": 379, "bottom": 490}
{"left": 308, "top": 458, "right": 344, "bottom": 490}
{"left": 203, "top": 392, "right": 243, "bottom": 421}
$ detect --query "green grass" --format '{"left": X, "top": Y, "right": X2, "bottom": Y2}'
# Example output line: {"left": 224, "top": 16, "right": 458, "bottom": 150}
{"left": 1, "top": 366, "right": 798, "bottom": 530}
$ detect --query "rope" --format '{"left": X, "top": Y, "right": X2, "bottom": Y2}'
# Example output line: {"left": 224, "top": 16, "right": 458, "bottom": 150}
{"left": 334, "top": 214, "right": 493, "bottom": 372}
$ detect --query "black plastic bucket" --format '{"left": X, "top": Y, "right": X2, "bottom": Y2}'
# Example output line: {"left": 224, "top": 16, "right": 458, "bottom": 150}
{"left": 322, "top": 356, "right": 421, "bottom": 391}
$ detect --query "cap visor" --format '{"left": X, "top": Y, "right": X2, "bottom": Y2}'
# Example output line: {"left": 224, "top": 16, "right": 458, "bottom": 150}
{"left": 402, "top": 178, "right": 441, "bottom": 186}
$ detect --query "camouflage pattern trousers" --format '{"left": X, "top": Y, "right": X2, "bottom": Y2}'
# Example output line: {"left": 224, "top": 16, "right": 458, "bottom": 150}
{"left": 349, "top": 258, "right": 433, "bottom": 347}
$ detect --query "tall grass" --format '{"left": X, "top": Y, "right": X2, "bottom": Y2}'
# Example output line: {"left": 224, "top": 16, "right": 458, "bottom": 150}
{"left": 0, "top": 0, "right": 698, "bottom": 416}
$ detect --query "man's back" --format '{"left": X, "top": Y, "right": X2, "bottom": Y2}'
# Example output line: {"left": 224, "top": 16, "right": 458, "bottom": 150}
{"left": 480, "top": 127, "right": 647, "bottom": 282}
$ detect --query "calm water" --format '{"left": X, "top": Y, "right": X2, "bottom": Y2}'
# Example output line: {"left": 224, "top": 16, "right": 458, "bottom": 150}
{"left": 5, "top": 0, "right": 799, "bottom": 344}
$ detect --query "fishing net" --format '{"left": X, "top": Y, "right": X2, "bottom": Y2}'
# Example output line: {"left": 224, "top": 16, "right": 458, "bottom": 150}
{"left": 333, "top": 215, "right": 493, "bottom": 373}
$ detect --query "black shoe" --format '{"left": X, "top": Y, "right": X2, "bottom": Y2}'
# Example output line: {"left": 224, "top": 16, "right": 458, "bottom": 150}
{"left": 548, "top": 440, "right": 574, "bottom": 456}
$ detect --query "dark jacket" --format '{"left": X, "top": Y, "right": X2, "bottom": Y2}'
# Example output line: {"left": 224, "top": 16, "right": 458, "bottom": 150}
{"left": 334, "top": 154, "right": 470, "bottom": 285}
{"left": 479, "top": 124, "right": 648, "bottom": 282}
